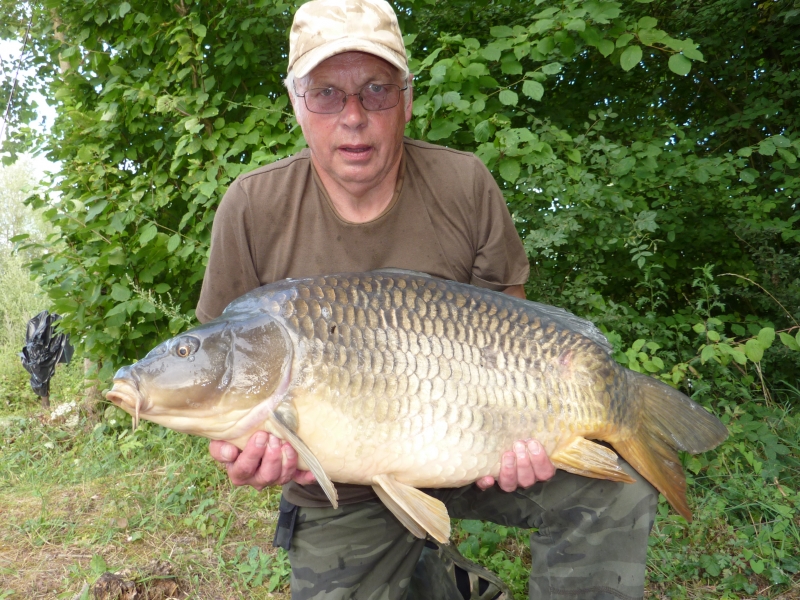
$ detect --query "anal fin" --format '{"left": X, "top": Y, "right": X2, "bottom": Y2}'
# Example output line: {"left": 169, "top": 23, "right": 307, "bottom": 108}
{"left": 270, "top": 402, "right": 339, "bottom": 509}
{"left": 551, "top": 437, "right": 636, "bottom": 483}
{"left": 372, "top": 474, "right": 451, "bottom": 544}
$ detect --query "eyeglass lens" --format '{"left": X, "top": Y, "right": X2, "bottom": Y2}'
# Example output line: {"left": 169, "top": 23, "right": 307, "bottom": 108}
{"left": 304, "top": 84, "right": 403, "bottom": 114}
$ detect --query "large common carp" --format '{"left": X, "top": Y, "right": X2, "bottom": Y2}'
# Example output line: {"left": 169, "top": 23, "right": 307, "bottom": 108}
{"left": 107, "top": 270, "right": 727, "bottom": 543}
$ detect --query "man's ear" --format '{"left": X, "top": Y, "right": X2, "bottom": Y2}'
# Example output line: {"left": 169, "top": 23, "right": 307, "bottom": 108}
{"left": 404, "top": 73, "right": 414, "bottom": 124}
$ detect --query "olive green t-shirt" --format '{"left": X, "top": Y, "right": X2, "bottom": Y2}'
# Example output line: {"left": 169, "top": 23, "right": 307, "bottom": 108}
{"left": 196, "top": 137, "right": 529, "bottom": 506}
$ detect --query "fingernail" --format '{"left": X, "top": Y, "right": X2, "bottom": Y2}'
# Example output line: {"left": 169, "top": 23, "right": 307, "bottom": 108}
{"left": 283, "top": 445, "right": 296, "bottom": 460}
{"left": 268, "top": 435, "right": 280, "bottom": 449}
{"left": 503, "top": 454, "right": 515, "bottom": 468}
{"left": 221, "top": 446, "right": 235, "bottom": 461}
{"left": 528, "top": 440, "right": 541, "bottom": 455}
{"left": 254, "top": 432, "right": 268, "bottom": 448}
{"left": 514, "top": 441, "right": 526, "bottom": 459}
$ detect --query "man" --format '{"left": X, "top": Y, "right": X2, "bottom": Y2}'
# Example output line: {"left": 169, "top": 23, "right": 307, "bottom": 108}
{"left": 197, "top": 0, "right": 658, "bottom": 598}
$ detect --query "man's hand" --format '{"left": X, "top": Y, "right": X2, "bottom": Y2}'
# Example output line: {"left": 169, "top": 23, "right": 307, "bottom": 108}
{"left": 209, "top": 431, "right": 316, "bottom": 491}
{"left": 476, "top": 439, "right": 556, "bottom": 492}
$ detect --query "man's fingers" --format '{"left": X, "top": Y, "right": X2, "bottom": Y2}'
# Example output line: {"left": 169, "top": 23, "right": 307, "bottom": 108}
{"left": 249, "top": 433, "right": 285, "bottom": 488}
{"left": 513, "top": 441, "right": 537, "bottom": 488}
{"left": 276, "top": 442, "right": 299, "bottom": 485}
{"left": 527, "top": 439, "right": 556, "bottom": 482}
{"left": 209, "top": 439, "right": 239, "bottom": 464}
{"left": 494, "top": 439, "right": 556, "bottom": 492}
{"left": 292, "top": 463, "right": 317, "bottom": 485}
{"left": 225, "top": 431, "right": 270, "bottom": 487}
{"left": 498, "top": 451, "right": 517, "bottom": 492}
{"left": 475, "top": 476, "right": 495, "bottom": 490}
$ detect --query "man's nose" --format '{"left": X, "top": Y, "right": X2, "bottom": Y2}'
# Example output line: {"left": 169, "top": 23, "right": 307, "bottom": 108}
{"left": 340, "top": 93, "right": 368, "bottom": 125}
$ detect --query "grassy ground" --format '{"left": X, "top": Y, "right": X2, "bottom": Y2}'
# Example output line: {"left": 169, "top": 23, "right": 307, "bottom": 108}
{"left": 1, "top": 357, "right": 799, "bottom": 599}
{"left": 1, "top": 359, "right": 290, "bottom": 599}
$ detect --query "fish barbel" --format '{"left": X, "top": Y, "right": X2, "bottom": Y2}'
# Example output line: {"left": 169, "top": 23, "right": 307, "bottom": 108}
{"left": 107, "top": 270, "right": 727, "bottom": 543}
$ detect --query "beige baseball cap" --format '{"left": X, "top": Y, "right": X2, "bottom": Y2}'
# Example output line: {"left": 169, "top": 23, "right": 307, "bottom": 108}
{"left": 288, "top": 0, "right": 408, "bottom": 78}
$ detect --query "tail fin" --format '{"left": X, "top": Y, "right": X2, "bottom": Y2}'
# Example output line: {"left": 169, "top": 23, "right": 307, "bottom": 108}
{"left": 613, "top": 371, "right": 728, "bottom": 521}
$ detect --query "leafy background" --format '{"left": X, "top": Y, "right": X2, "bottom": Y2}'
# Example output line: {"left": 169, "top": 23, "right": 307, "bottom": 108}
{"left": 1, "top": 0, "right": 799, "bottom": 597}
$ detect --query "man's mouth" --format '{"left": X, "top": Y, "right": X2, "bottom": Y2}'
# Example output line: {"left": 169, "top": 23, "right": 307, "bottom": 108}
{"left": 339, "top": 145, "right": 373, "bottom": 156}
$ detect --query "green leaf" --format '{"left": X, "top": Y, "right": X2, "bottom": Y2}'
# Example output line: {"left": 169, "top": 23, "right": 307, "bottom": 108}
{"left": 490, "top": 26, "right": 514, "bottom": 38}
{"left": 750, "top": 559, "right": 765, "bottom": 575}
{"left": 611, "top": 156, "right": 636, "bottom": 176}
{"left": 192, "top": 24, "right": 207, "bottom": 38}
{"left": 597, "top": 39, "right": 615, "bottom": 57}
{"left": 522, "top": 80, "right": 544, "bottom": 101}
{"left": 86, "top": 200, "right": 109, "bottom": 222}
{"left": 739, "top": 168, "right": 758, "bottom": 183}
{"left": 737, "top": 147, "right": 753, "bottom": 157}
{"left": 638, "top": 28, "right": 666, "bottom": 46}
{"left": 758, "top": 140, "right": 776, "bottom": 156}
{"left": 637, "top": 17, "right": 658, "bottom": 29}
{"left": 474, "top": 120, "right": 493, "bottom": 143}
{"left": 615, "top": 34, "right": 634, "bottom": 48}
{"left": 460, "top": 520, "right": 483, "bottom": 534}
{"left": 778, "top": 332, "right": 800, "bottom": 351}
{"left": 566, "top": 19, "right": 585, "bottom": 32}
{"left": 499, "top": 90, "right": 518, "bottom": 106}
{"left": 757, "top": 327, "right": 775, "bottom": 348}
{"left": 700, "top": 344, "right": 716, "bottom": 364}
{"left": 541, "top": 62, "right": 562, "bottom": 75}
{"left": 426, "top": 119, "right": 460, "bottom": 141}
{"left": 110, "top": 284, "right": 131, "bottom": 302}
{"left": 777, "top": 148, "right": 797, "bottom": 164}
{"left": 770, "top": 135, "right": 791, "bottom": 148}
{"left": 480, "top": 46, "right": 501, "bottom": 61}
{"left": 744, "top": 339, "right": 764, "bottom": 363}
{"left": 619, "top": 46, "right": 643, "bottom": 71}
{"left": 668, "top": 54, "right": 691, "bottom": 76}
{"left": 167, "top": 233, "right": 181, "bottom": 252}
{"left": 138, "top": 222, "right": 158, "bottom": 246}
{"left": 720, "top": 344, "right": 747, "bottom": 365}
{"left": 118, "top": 2, "right": 131, "bottom": 17}
{"left": 90, "top": 554, "right": 108, "bottom": 576}
{"left": 498, "top": 159, "right": 520, "bottom": 183}
{"left": 567, "top": 149, "right": 581, "bottom": 163}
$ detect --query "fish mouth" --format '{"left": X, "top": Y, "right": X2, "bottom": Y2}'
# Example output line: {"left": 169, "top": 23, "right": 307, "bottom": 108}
{"left": 106, "top": 379, "right": 148, "bottom": 430}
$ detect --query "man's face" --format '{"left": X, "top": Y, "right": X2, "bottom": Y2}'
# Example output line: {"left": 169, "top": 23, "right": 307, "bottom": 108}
{"left": 291, "top": 52, "right": 413, "bottom": 195}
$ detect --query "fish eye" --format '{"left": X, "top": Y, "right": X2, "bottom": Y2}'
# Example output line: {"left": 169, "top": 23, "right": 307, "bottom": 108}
{"left": 174, "top": 336, "right": 200, "bottom": 358}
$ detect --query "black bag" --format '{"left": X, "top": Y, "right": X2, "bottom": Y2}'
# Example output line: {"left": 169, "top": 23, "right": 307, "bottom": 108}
{"left": 19, "top": 310, "right": 74, "bottom": 398}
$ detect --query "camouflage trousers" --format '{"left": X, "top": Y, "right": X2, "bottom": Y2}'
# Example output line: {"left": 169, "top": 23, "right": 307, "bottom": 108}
{"left": 285, "top": 459, "right": 657, "bottom": 600}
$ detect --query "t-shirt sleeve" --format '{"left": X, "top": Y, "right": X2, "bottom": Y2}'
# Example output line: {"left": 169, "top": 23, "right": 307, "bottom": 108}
{"left": 469, "top": 156, "right": 530, "bottom": 291}
{"left": 195, "top": 179, "right": 262, "bottom": 323}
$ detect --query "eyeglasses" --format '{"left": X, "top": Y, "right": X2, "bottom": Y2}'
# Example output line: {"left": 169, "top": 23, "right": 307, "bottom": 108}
{"left": 293, "top": 82, "right": 408, "bottom": 114}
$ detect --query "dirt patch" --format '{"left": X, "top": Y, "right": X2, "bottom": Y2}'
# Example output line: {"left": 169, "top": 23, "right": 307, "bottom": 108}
{"left": 91, "top": 560, "right": 185, "bottom": 600}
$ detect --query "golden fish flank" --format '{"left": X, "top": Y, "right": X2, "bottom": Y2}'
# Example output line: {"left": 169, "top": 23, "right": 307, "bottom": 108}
{"left": 107, "top": 270, "right": 728, "bottom": 544}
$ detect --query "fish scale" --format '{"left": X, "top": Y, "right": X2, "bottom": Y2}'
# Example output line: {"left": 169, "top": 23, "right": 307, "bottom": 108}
{"left": 107, "top": 269, "right": 728, "bottom": 544}
{"left": 268, "top": 273, "right": 612, "bottom": 487}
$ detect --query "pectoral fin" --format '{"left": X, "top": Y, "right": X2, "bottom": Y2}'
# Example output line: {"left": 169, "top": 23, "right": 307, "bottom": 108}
{"left": 372, "top": 474, "right": 451, "bottom": 544}
{"left": 550, "top": 437, "right": 636, "bottom": 483}
{"left": 270, "top": 402, "right": 339, "bottom": 509}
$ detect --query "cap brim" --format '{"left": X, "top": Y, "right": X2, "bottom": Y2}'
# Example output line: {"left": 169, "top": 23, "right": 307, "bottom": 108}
{"left": 292, "top": 38, "right": 407, "bottom": 79}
